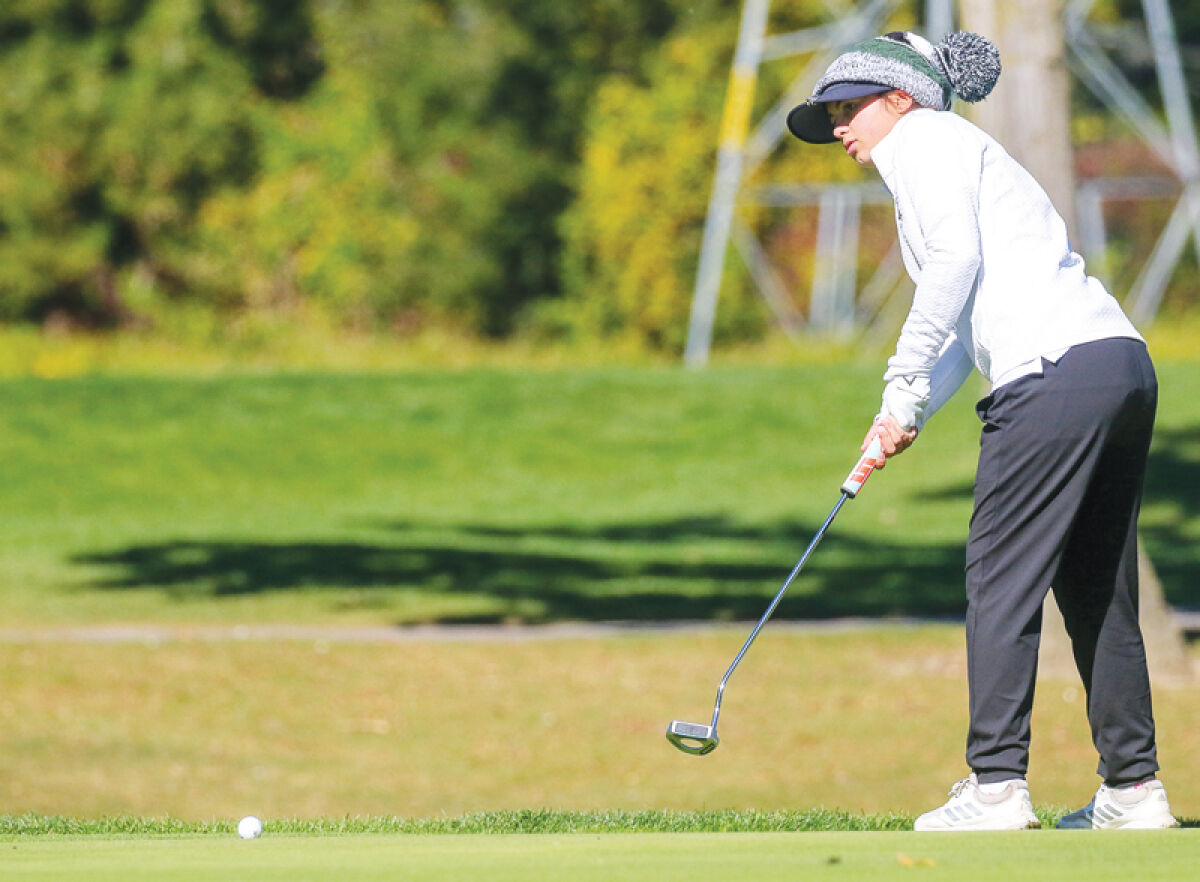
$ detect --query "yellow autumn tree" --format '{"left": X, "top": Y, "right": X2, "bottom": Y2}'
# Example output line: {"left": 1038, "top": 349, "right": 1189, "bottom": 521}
{"left": 558, "top": 1, "right": 906, "bottom": 353}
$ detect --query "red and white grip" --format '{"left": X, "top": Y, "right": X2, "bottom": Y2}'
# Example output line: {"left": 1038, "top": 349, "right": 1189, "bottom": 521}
{"left": 840, "top": 437, "right": 885, "bottom": 498}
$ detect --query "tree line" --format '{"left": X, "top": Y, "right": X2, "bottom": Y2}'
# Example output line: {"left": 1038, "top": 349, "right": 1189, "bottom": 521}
{"left": 0, "top": 0, "right": 1193, "bottom": 352}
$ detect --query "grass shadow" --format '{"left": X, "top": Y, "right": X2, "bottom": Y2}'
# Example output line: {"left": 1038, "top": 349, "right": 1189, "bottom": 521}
{"left": 69, "top": 421, "right": 1200, "bottom": 624}
{"left": 1142, "top": 424, "right": 1200, "bottom": 609}
{"left": 74, "top": 515, "right": 967, "bottom": 624}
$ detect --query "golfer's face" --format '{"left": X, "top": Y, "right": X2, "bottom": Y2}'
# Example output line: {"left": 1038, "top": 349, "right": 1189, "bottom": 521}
{"left": 829, "top": 94, "right": 896, "bottom": 167}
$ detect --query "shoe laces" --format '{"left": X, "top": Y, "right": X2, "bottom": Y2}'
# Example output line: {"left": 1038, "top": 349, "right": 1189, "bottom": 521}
{"left": 948, "top": 777, "right": 972, "bottom": 798}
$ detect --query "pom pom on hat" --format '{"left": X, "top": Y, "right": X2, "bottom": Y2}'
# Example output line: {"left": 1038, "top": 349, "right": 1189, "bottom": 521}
{"left": 938, "top": 31, "right": 1001, "bottom": 102}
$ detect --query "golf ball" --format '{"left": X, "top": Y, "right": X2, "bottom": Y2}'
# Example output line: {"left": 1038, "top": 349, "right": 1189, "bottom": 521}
{"left": 237, "top": 815, "right": 263, "bottom": 839}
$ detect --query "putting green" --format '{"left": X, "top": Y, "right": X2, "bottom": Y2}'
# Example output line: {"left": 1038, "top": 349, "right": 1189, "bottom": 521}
{"left": 4, "top": 831, "right": 1197, "bottom": 882}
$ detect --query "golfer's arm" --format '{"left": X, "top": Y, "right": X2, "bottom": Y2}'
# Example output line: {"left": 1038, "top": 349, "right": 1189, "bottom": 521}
{"left": 925, "top": 335, "right": 974, "bottom": 420}
{"left": 886, "top": 133, "right": 983, "bottom": 383}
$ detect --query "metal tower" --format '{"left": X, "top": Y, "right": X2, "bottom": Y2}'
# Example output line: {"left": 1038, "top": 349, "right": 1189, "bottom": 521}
{"left": 683, "top": 0, "right": 1200, "bottom": 365}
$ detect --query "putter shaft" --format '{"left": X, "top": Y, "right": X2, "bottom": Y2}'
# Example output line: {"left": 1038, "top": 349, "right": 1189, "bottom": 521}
{"left": 666, "top": 438, "right": 883, "bottom": 756}
{"left": 706, "top": 491, "right": 849, "bottom": 729}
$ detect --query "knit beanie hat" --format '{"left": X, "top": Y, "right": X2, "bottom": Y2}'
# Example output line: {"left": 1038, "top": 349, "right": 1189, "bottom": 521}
{"left": 787, "top": 31, "right": 1001, "bottom": 143}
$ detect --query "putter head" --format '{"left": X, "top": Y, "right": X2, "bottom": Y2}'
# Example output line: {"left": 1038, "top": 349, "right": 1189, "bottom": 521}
{"left": 665, "top": 720, "right": 719, "bottom": 756}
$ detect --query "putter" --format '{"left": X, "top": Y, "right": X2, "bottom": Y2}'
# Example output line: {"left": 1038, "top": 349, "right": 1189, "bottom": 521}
{"left": 666, "top": 438, "right": 885, "bottom": 756}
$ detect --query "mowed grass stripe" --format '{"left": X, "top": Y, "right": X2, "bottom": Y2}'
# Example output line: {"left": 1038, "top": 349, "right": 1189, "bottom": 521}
{"left": 3, "top": 632, "right": 1198, "bottom": 820}
{"left": 4, "top": 831, "right": 1199, "bottom": 882}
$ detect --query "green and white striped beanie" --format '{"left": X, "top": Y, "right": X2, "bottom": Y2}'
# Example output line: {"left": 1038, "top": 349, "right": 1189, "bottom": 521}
{"left": 787, "top": 31, "right": 1001, "bottom": 143}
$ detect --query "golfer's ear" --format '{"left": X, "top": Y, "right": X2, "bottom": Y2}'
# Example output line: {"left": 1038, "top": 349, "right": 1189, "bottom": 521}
{"left": 888, "top": 90, "right": 916, "bottom": 112}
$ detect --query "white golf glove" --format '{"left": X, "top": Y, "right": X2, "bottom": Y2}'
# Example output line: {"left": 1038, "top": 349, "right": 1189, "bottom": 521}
{"left": 878, "top": 373, "right": 930, "bottom": 432}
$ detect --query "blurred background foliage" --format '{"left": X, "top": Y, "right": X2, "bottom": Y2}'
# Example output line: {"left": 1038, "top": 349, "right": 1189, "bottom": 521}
{"left": 0, "top": 0, "right": 1196, "bottom": 355}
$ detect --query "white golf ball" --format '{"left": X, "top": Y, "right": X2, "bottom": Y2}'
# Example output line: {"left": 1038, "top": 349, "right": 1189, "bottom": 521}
{"left": 237, "top": 815, "right": 263, "bottom": 839}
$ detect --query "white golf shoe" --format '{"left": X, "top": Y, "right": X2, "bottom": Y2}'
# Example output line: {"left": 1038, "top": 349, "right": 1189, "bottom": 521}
{"left": 914, "top": 774, "right": 1041, "bottom": 832}
{"left": 1056, "top": 779, "right": 1179, "bottom": 830}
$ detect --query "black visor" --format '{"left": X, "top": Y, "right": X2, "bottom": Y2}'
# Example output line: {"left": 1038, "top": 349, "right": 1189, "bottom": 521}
{"left": 786, "top": 82, "right": 892, "bottom": 143}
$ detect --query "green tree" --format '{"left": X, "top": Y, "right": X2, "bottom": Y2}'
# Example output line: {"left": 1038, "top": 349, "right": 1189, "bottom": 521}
{"left": 193, "top": 2, "right": 532, "bottom": 333}
{"left": 0, "top": 0, "right": 303, "bottom": 325}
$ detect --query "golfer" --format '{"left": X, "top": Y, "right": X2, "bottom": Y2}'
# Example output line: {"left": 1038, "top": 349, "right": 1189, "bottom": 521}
{"left": 787, "top": 31, "right": 1177, "bottom": 831}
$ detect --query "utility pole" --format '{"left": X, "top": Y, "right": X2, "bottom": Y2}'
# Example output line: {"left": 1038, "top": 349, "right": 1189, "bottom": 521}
{"left": 684, "top": 0, "right": 769, "bottom": 368}
{"left": 960, "top": 0, "right": 1077, "bottom": 240}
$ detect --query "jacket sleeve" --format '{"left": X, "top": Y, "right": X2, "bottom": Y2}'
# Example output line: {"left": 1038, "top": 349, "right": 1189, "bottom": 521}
{"left": 878, "top": 332, "right": 974, "bottom": 429}
{"left": 880, "top": 119, "right": 984, "bottom": 428}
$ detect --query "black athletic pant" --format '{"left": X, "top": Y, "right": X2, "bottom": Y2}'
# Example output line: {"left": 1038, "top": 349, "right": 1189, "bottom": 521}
{"left": 964, "top": 337, "right": 1159, "bottom": 787}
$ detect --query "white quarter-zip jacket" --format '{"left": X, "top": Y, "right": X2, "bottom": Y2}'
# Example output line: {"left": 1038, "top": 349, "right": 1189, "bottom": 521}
{"left": 868, "top": 108, "right": 1142, "bottom": 429}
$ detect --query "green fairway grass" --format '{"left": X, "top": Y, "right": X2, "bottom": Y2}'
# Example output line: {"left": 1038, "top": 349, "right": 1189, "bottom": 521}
{"left": 2, "top": 362, "right": 1198, "bottom": 626}
{"left": 0, "top": 366, "right": 975, "bottom": 625}
{"left": 4, "top": 829, "right": 1198, "bottom": 882}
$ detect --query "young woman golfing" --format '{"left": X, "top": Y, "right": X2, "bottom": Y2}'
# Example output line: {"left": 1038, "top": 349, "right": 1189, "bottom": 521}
{"left": 787, "top": 31, "right": 1177, "bottom": 831}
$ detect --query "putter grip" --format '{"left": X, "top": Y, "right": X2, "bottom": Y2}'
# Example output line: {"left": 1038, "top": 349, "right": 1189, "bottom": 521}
{"left": 840, "top": 437, "right": 884, "bottom": 497}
